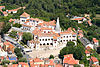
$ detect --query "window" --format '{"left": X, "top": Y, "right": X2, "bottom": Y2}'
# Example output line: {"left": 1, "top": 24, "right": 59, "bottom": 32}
{"left": 22, "top": 20, "right": 25, "bottom": 22}
{"left": 43, "top": 43, "right": 45, "bottom": 45}
{"left": 42, "top": 39, "right": 44, "bottom": 41}
{"left": 51, "top": 39, "right": 53, "bottom": 40}
{"left": 44, "top": 31, "right": 46, "bottom": 33}
{"left": 33, "top": 20, "right": 35, "bottom": 22}
{"left": 72, "top": 40, "right": 76, "bottom": 41}
{"left": 73, "top": 36, "right": 76, "bottom": 37}
{"left": 47, "top": 43, "right": 49, "bottom": 45}
{"left": 51, "top": 43, "right": 53, "bottom": 45}
{"left": 45, "top": 39, "right": 47, "bottom": 41}
{"left": 64, "top": 36, "right": 65, "bottom": 38}
{"left": 40, "top": 39, "right": 41, "bottom": 41}
{"left": 63, "top": 40, "right": 65, "bottom": 42}
{"left": 61, "top": 40, "right": 62, "bottom": 42}
{"left": 48, "top": 39, "right": 50, "bottom": 41}
{"left": 66, "top": 36, "right": 68, "bottom": 38}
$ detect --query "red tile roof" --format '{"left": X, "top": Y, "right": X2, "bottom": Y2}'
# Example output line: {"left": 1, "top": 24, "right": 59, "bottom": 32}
{"left": 2, "top": 11, "right": 7, "bottom": 15}
{"left": 93, "top": 38, "right": 98, "bottom": 43}
{"left": 12, "top": 64, "right": 18, "bottom": 67}
{"left": 20, "top": 12, "right": 30, "bottom": 17}
{"left": 33, "top": 58, "right": 43, "bottom": 62}
{"left": 85, "top": 50, "right": 90, "bottom": 54}
{"left": 60, "top": 27, "right": 76, "bottom": 35}
{"left": 22, "top": 24, "right": 33, "bottom": 27}
{"left": 87, "top": 20, "right": 92, "bottom": 26}
{"left": 63, "top": 54, "right": 79, "bottom": 65}
{"left": 90, "top": 56, "right": 98, "bottom": 62}
{"left": 86, "top": 46, "right": 92, "bottom": 50}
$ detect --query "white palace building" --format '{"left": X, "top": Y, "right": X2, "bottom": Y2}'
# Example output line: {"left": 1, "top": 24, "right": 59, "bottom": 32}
{"left": 15, "top": 12, "right": 77, "bottom": 50}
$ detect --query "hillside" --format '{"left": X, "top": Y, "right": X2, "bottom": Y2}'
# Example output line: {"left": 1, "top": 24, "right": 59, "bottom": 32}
{"left": 0, "top": 0, "right": 100, "bottom": 41}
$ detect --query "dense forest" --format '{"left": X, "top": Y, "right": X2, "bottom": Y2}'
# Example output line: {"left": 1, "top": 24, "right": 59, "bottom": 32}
{"left": 0, "top": 0, "right": 100, "bottom": 41}
{"left": 1, "top": 0, "right": 100, "bottom": 18}
{"left": 0, "top": 0, "right": 100, "bottom": 27}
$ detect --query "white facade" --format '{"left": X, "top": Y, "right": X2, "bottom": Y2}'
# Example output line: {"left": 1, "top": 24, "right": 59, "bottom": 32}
{"left": 0, "top": 48, "right": 7, "bottom": 57}
{"left": 20, "top": 17, "right": 30, "bottom": 24}
{"left": 27, "top": 40, "right": 40, "bottom": 50}
{"left": 60, "top": 34, "right": 77, "bottom": 45}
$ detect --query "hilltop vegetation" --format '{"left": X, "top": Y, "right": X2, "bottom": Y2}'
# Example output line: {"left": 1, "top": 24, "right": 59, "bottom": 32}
{"left": 0, "top": 0, "right": 100, "bottom": 41}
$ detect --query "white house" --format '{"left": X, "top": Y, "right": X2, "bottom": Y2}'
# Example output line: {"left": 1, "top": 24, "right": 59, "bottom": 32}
{"left": 93, "top": 38, "right": 99, "bottom": 47}
{"left": 86, "top": 44, "right": 94, "bottom": 49}
{"left": 20, "top": 12, "right": 30, "bottom": 24}
{"left": 0, "top": 46, "right": 7, "bottom": 57}
{"left": 60, "top": 27, "right": 77, "bottom": 45}
{"left": 27, "top": 40, "right": 40, "bottom": 50}
{"left": 6, "top": 9, "right": 18, "bottom": 14}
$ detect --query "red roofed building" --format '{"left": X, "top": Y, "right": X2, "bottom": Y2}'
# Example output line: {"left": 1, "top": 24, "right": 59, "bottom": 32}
{"left": 87, "top": 20, "right": 92, "bottom": 26}
{"left": 33, "top": 58, "right": 44, "bottom": 65}
{"left": 12, "top": 64, "right": 18, "bottom": 67}
{"left": 93, "top": 38, "right": 99, "bottom": 47}
{"left": 85, "top": 50, "right": 90, "bottom": 60}
{"left": 18, "top": 62, "right": 29, "bottom": 67}
{"left": 3, "top": 42, "right": 15, "bottom": 53}
{"left": 78, "top": 30, "right": 84, "bottom": 39}
{"left": 90, "top": 56, "right": 99, "bottom": 66}
{"left": 0, "top": 6, "right": 5, "bottom": 9}
{"left": 60, "top": 27, "right": 77, "bottom": 45}
{"left": 2, "top": 11, "right": 8, "bottom": 16}
{"left": 6, "top": 9, "right": 18, "bottom": 14}
{"left": 9, "top": 18, "right": 16, "bottom": 22}
{"left": 71, "top": 17, "right": 87, "bottom": 23}
{"left": 20, "top": 12, "right": 30, "bottom": 24}
{"left": 30, "top": 58, "right": 63, "bottom": 67}
{"left": 63, "top": 54, "right": 80, "bottom": 67}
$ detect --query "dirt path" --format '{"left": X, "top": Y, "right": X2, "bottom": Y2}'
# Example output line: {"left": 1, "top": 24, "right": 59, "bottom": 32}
{"left": 26, "top": 44, "right": 66, "bottom": 58}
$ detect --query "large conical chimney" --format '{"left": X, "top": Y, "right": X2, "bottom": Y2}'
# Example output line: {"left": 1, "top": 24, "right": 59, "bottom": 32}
{"left": 55, "top": 17, "right": 60, "bottom": 33}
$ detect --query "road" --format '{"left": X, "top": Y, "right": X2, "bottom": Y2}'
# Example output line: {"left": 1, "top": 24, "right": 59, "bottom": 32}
{"left": 3, "top": 35, "right": 31, "bottom": 61}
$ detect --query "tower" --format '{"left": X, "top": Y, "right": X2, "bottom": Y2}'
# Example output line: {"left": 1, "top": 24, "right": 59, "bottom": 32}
{"left": 55, "top": 17, "right": 61, "bottom": 33}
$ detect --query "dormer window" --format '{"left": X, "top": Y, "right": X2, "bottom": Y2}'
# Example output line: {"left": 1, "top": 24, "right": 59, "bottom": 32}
{"left": 44, "top": 31, "right": 46, "bottom": 33}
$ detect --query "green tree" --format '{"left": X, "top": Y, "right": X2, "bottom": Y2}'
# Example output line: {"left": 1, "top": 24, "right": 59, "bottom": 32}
{"left": 49, "top": 55, "right": 54, "bottom": 59}
{"left": 9, "top": 31, "right": 17, "bottom": 38}
{"left": 1, "top": 60, "right": 10, "bottom": 65}
{"left": 22, "top": 32, "right": 33, "bottom": 44}
{"left": 1, "top": 22, "right": 11, "bottom": 34}
{"left": 13, "top": 23, "right": 22, "bottom": 28}
{"left": 66, "top": 41, "right": 75, "bottom": 46}
{"left": 74, "top": 64, "right": 81, "bottom": 67}
{"left": 14, "top": 47, "right": 23, "bottom": 59}
{"left": 59, "top": 44, "right": 85, "bottom": 60}
{"left": 18, "top": 58, "right": 27, "bottom": 63}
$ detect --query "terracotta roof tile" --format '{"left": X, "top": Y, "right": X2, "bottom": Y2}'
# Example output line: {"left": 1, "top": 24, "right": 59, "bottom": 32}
{"left": 20, "top": 12, "right": 30, "bottom": 17}
{"left": 63, "top": 54, "right": 79, "bottom": 65}
{"left": 85, "top": 50, "right": 90, "bottom": 54}
{"left": 90, "top": 56, "right": 98, "bottom": 62}
{"left": 93, "top": 38, "right": 98, "bottom": 43}
{"left": 33, "top": 58, "right": 43, "bottom": 62}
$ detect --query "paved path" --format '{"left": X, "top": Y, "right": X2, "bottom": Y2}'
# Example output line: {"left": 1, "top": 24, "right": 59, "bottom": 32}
{"left": 26, "top": 44, "right": 66, "bottom": 59}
